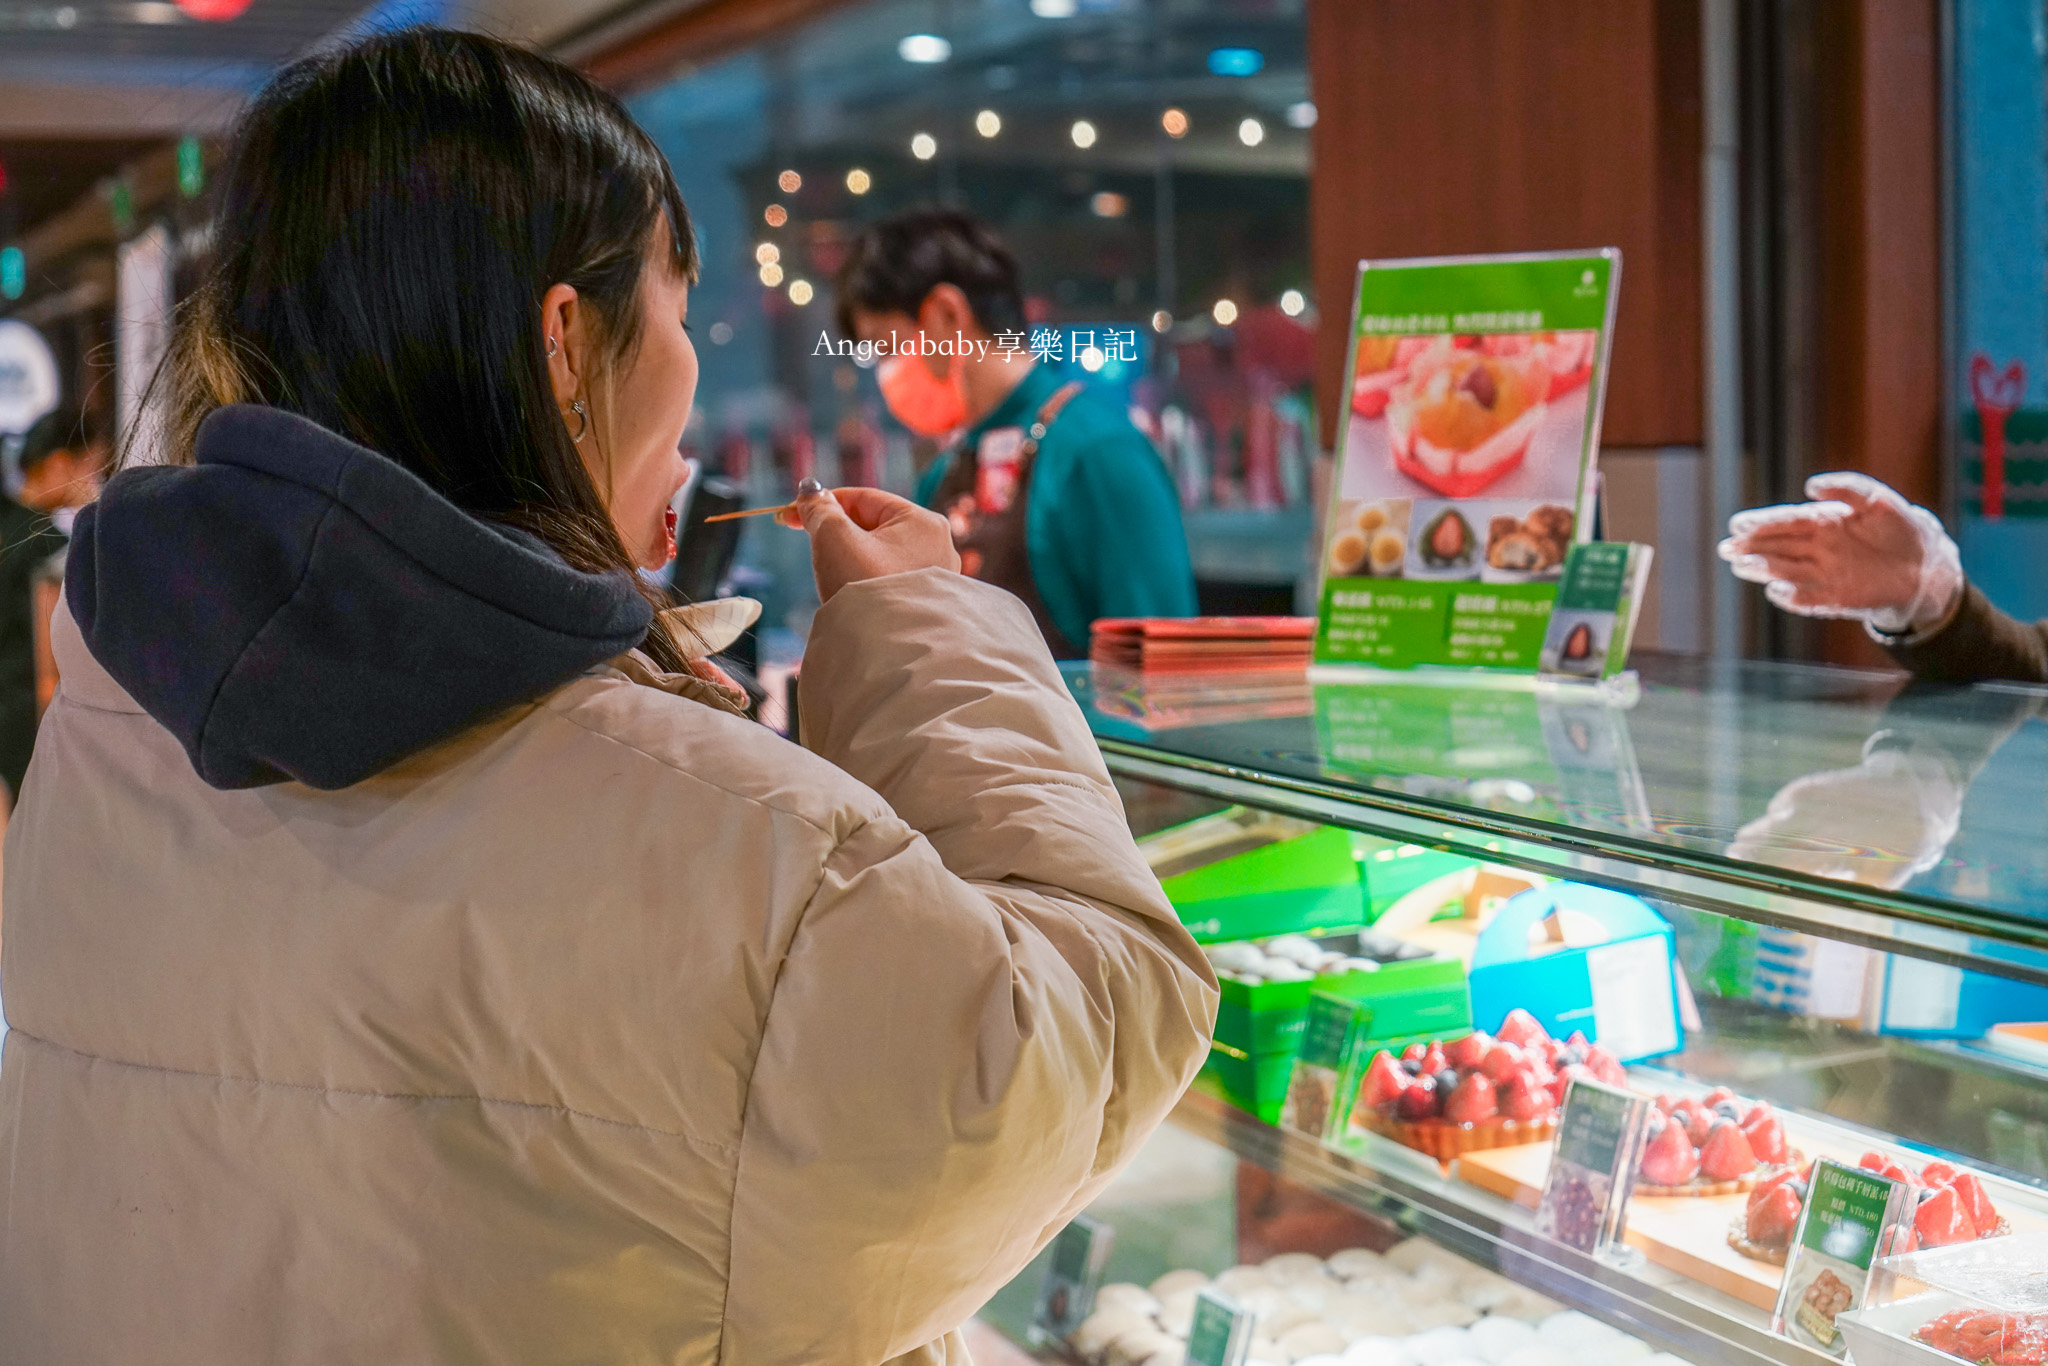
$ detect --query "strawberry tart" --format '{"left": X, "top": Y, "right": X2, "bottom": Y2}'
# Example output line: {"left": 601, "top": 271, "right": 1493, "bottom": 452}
{"left": 1730, "top": 1150, "right": 2009, "bottom": 1266}
{"left": 1349, "top": 1009, "right": 1624, "bottom": 1162}
{"left": 1636, "top": 1089, "right": 1799, "bottom": 1197}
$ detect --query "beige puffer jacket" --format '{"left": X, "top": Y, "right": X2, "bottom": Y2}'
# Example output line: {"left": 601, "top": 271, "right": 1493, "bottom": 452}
{"left": 0, "top": 558, "right": 1214, "bottom": 1362}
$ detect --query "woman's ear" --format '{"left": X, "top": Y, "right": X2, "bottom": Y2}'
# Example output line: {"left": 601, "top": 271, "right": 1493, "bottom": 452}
{"left": 540, "top": 282, "right": 588, "bottom": 409}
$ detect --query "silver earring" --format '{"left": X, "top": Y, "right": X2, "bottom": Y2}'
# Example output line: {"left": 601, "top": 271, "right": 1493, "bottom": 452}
{"left": 545, "top": 336, "right": 559, "bottom": 358}
{"left": 569, "top": 399, "right": 588, "bottom": 443}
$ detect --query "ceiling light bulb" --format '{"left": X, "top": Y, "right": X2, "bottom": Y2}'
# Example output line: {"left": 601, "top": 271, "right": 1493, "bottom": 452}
{"left": 763, "top": 204, "right": 787, "bottom": 227}
{"left": 1286, "top": 101, "right": 1318, "bottom": 129}
{"left": 755, "top": 242, "right": 780, "bottom": 266}
{"left": 897, "top": 34, "right": 951, "bottom": 63}
{"left": 1070, "top": 119, "right": 1097, "bottom": 149}
{"left": 777, "top": 169, "right": 801, "bottom": 193}
{"left": 788, "top": 280, "right": 814, "bottom": 305}
{"left": 1238, "top": 118, "right": 1265, "bottom": 147}
{"left": 1212, "top": 299, "right": 1238, "bottom": 326}
{"left": 975, "top": 109, "right": 1002, "bottom": 138}
{"left": 845, "top": 168, "right": 872, "bottom": 194}
{"left": 1280, "top": 289, "right": 1306, "bottom": 316}
{"left": 911, "top": 133, "right": 938, "bottom": 160}
{"left": 759, "top": 262, "right": 784, "bottom": 287}
{"left": 1030, "top": 0, "right": 1077, "bottom": 15}
{"left": 1161, "top": 108, "right": 1189, "bottom": 138}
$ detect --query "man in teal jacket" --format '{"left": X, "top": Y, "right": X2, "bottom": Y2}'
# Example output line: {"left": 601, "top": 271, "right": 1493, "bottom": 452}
{"left": 834, "top": 210, "right": 1195, "bottom": 656}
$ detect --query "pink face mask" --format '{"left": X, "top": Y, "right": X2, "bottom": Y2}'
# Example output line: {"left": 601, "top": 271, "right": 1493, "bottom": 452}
{"left": 878, "top": 354, "right": 969, "bottom": 437}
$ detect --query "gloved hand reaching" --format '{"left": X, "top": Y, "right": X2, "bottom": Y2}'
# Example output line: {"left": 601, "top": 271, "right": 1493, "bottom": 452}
{"left": 1717, "top": 472, "right": 1964, "bottom": 636}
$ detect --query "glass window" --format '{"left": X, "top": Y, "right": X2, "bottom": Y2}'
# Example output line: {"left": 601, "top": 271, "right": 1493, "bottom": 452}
{"left": 628, "top": 0, "right": 1314, "bottom": 663}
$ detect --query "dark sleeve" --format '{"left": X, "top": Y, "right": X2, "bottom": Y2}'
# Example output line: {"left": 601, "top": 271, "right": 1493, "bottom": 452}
{"left": 1882, "top": 582, "right": 2048, "bottom": 684}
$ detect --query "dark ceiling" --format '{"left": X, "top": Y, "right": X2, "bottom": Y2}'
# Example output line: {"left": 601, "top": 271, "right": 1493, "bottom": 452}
{"left": 0, "top": 0, "right": 375, "bottom": 67}
{"left": 1, "top": 137, "right": 167, "bottom": 237}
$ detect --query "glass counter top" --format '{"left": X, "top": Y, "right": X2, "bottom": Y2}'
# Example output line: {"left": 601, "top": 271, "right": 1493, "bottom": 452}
{"left": 1063, "top": 656, "right": 2048, "bottom": 982}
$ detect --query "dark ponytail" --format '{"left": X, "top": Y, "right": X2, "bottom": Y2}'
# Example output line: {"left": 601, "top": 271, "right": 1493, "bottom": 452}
{"left": 146, "top": 27, "right": 698, "bottom": 669}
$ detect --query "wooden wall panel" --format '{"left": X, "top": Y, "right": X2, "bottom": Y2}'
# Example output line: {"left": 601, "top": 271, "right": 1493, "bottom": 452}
{"left": 1308, "top": 0, "right": 1703, "bottom": 452}
{"left": 1811, "top": 0, "right": 1942, "bottom": 668}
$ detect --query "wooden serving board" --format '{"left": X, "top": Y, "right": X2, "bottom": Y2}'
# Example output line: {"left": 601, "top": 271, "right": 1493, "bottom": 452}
{"left": 1456, "top": 1138, "right": 1785, "bottom": 1307}
{"left": 1625, "top": 1191, "right": 1783, "bottom": 1309}
{"left": 1454, "top": 1139, "right": 1553, "bottom": 1209}
{"left": 1459, "top": 1133, "right": 2048, "bottom": 1314}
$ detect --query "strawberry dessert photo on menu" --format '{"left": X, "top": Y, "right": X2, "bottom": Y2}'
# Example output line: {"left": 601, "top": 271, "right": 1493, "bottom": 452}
{"left": 1331, "top": 328, "right": 1594, "bottom": 589}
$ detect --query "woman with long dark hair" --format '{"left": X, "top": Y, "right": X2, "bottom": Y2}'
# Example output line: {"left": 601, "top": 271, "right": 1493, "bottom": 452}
{"left": 0, "top": 29, "right": 1214, "bottom": 1364}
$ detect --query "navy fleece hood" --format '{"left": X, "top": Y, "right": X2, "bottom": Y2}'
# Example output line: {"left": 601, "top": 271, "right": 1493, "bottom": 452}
{"left": 67, "top": 405, "right": 654, "bottom": 791}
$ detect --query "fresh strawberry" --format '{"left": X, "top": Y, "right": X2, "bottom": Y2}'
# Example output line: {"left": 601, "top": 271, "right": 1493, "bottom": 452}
{"left": 1880, "top": 1161, "right": 1915, "bottom": 1186}
{"left": 1699, "top": 1120, "right": 1759, "bottom": 1182}
{"left": 1444, "top": 1032, "right": 1491, "bottom": 1069}
{"left": 1480, "top": 1041, "right": 1526, "bottom": 1082}
{"left": 1858, "top": 1150, "right": 1890, "bottom": 1173}
{"left": 1746, "top": 1183, "right": 1803, "bottom": 1246}
{"left": 1655, "top": 1093, "right": 1682, "bottom": 1114}
{"left": 1914, "top": 1185, "right": 1979, "bottom": 1248}
{"left": 1704, "top": 1086, "right": 1738, "bottom": 1108}
{"left": 1586, "top": 1045, "right": 1626, "bottom": 1085}
{"left": 1673, "top": 1099, "right": 1714, "bottom": 1146}
{"left": 1418, "top": 1042, "right": 1450, "bottom": 1076}
{"left": 1952, "top": 1171, "right": 1999, "bottom": 1234}
{"left": 1547, "top": 1071, "right": 1572, "bottom": 1107}
{"left": 1502, "top": 1075, "right": 1553, "bottom": 1122}
{"left": 1565, "top": 1030, "right": 1592, "bottom": 1053}
{"left": 1750, "top": 1166, "right": 1800, "bottom": 1202}
{"left": 1401, "top": 1042, "right": 1429, "bottom": 1065}
{"left": 1361, "top": 1051, "right": 1409, "bottom": 1109}
{"left": 1395, "top": 1075, "right": 1439, "bottom": 1120}
{"left": 1740, "top": 1110, "right": 1790, "bottom": 1165}
{"left": 1639, "top": 1118, "right": 1700, "bottom": 1186}
{"left": 1443, "top": 1072, "right": 1499, "bottom": 1124}
{"left": 1920, "top": 1160, "right": 1960, "bottom": 1187}
{"left": 1497, "top": 1008, "right": 1549, "bottom": 1047}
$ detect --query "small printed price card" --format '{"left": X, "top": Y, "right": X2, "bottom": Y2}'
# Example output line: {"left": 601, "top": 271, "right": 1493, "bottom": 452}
{"left": 1538, "top": 542, "right": 1654, "bottom": 681}
{"left": 1280, "top": 991, "right": 1369, "bottom": 1142}
{"left": 1185, "top": 1288, "right": 1254, "bottom": 1366}
{"left": 1773, "top": 1158, "right": 1915, "bottom": 1355}
{"left": 1031, "top": 1214, "right": 1114, "bottom": 1343}
{"left": 1536, "top": 1076, "right": 1651, "bottom": 1259}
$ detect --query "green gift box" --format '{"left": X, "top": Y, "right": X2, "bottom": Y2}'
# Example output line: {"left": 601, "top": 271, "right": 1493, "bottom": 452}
{"left": 1142, "top": 810, "right": 1366, "bottom": 944}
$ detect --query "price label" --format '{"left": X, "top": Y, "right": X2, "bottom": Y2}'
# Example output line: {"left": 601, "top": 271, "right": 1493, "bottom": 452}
{"left": 1279, "top": 991, "right": 1368, "bottom": 1141}
{"left": 1774, "top": 1159, "right": 1914, "bottom": 1356}
{"left": 1031, "top": 1214, "right": 1114, "bottom": 1342}
{"left": 1185, "top": 1288, "right": 1254, "bottom": 1366}
{"left": 1536, "top": 1077, "right": 1649, "bottom": 1257}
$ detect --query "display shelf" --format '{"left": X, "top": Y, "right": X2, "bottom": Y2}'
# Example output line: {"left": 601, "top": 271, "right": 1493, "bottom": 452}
{"left": 1040, "top": 653, "right": 2048, "bottom": 1366}
{"left": 1166, "top": 1088, "right": 1820, "bottom": 1366}
{"left": 1065, "top": 656, "right": 2048, "bottom": 988}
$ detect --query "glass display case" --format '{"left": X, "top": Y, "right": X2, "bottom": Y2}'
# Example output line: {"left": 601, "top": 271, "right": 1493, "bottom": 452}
{"left": 976, "top": 654, "right": 2048, "bottom": 1366}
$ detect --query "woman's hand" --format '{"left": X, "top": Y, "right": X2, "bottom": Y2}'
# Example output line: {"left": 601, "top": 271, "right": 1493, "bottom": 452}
{"left": 781, "top": 480, "right": 960, "bottom": 603}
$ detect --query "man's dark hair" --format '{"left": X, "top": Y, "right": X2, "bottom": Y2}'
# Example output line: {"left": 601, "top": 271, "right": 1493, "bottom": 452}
{"left": 835, "top": 209, "right": 1026, "bottom": 337}
{"left": 20, "top": 404, "right": 102, "bottom": 475}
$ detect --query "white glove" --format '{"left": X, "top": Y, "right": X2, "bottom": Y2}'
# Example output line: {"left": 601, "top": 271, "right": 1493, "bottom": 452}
{"left": 1717, "top": 472, "right": 1963, "bottom": 636}
{"left": 1726, "top": 739, "right": 1962, "bottom": 890}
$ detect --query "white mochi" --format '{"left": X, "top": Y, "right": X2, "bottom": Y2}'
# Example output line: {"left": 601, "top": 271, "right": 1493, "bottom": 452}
{"left": 1149, "top": 1269, "right": 1211, "bottom": 1301}
{"left": 1281, "top": 1324, "right": 1350, "bottom": 1360}
{"left": 1405, "top": 1326, "right": 1477, "bottom": 1364}
{"left": 1097, "top": 1284, "right": 1161, "bottom": 1317}
{"left": 1468, "top": 1314, "right": 1540, "bottom": 1365}
{"left": 1342, "top": 1337, "right": 1417, "bottom": 1366}
{"left": 1072, "top": 1307, "right": 1151, "bottom": 1360}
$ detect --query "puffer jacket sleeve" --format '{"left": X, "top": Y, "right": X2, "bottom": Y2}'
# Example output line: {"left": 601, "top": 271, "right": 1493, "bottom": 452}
{"left": 720, "top": 569, "right": 1216, "bottom": 1366}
